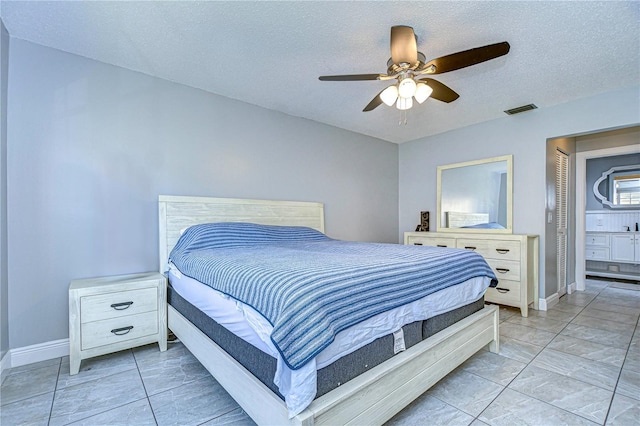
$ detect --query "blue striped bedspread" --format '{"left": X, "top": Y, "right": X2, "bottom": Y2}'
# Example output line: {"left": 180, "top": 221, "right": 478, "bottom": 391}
{"left": 169, "top": 222, "right": 496, "bottom": 370}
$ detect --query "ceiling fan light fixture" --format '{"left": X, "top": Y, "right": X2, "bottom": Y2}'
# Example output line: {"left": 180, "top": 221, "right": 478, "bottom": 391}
{"left": 380, "top": 85, "right": 399, "bottom": 106}
{"left": 396, "top": 96, "right": 413, "bottom": 110}
{"left": 414, "top": 82, "right": 433, "bottom": 104}
{"left": 397, "top": 78, "right": 417, "bottom": 98}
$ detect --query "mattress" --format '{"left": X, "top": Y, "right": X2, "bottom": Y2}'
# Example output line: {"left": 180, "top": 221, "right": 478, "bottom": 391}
{"left": 168, "top": 264, "right": 488, "bottom": 415}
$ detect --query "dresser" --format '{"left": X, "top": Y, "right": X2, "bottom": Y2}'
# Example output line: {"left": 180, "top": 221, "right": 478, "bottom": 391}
{"left": 69, "top": 272, "right": 167, "bottom": 375}
{"left": 404, "top": 232, "right": 539, "bottom": 317}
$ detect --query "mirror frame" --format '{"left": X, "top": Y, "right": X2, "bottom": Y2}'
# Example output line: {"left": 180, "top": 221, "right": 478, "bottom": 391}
{"left": 593, "top": 164, "right": 640, "bottom": 209}
{"left": 437, "top": 155, "right": 513, "bottom": 233}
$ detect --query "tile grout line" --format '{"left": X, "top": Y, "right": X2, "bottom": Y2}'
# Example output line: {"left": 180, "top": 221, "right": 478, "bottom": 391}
{"left": 132, "top": 347, "right": 160, "bottom": 426}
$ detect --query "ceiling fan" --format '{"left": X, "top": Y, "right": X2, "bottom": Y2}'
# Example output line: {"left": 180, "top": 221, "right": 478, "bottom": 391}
{"left": 319, "top": 26, "right": 510, "bottom": 112}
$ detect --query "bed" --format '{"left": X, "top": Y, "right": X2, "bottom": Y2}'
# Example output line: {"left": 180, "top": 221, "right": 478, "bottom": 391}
{"left": 159, "top": 195, "right": 500, "bottom": 425}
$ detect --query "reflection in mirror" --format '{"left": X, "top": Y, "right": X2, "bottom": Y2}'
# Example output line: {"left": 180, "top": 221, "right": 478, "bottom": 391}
{"left": 437, "top": 155, "right": 513, "bottom": 233}
{"left": 593, "top": 164, "right": 640, "bottom": 208}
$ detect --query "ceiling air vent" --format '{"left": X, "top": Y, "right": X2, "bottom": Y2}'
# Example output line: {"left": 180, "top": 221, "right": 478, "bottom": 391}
{"left": 504, "top": 104, "right": 538, "bottom": 115}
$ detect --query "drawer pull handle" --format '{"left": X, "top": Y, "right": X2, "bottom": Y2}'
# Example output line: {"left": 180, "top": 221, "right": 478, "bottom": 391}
{"left": 110, "top": 301, "right": 133, "bottom": 310}
{"left": 437, "top": 244, "right": 448, "bottom": 248}
{"left": 464, "top": 246, "right": 476, "bottom": 250}
{"left": 495, "top": 287, "right": 510, "bottom": 293}
{"left": 496, "top": 249, "right": 510, "bottom": 254}
{"left": 413, "top": 243, "right": 423, "bottom": 246}
{"left": 111, "top": 326, "right": 134, "bottom": 335}
{"left": 496, "top": 268, "right": 510, "bottom": 274}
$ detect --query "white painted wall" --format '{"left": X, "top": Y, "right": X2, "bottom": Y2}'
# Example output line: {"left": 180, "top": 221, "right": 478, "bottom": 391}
{"left": 6, "top": 39, "right": 398, "bottom": 348}
{"left": 399, "top": 86, "right": 640, "bottom": 300}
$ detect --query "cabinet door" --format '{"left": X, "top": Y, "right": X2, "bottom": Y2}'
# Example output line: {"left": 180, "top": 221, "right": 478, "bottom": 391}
{"left": 611, "top": 234, "right": 635, "bottom": 263}
{"left": 636, "top": 235, "right": 640, "bottom": 263}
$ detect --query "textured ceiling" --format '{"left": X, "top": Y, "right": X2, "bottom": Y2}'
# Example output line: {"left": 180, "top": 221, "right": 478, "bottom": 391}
{"left": 1, "top": 1, "right": 639, "bottom": 143}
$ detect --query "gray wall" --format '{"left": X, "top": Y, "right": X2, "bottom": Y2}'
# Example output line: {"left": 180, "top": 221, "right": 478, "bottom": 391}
{"left": 586, "top": 152, "right": 640, "bottom": 211}
{"left": 7, "top": 39, "right": 398, "bottom": 348}
{"left": 399, "top": 85, "right": 640, "bottom": 300}
{"left": 1, "top": 20, "right": 8, "bottom": 361}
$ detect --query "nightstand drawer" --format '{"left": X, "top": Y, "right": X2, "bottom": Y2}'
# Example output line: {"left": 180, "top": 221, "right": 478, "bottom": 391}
{"left": 81, "top": 311, "right": 158, "bottom": 350}
{"left": 80, "top": 287, "right": 158, "bottom": 323}
{"left": 486, "top": 259, "right": 520, "bottom": 281}
{"left": 456, "top": 239, "right": 521, "bottom": 261}
{"left": 485, "top": 279, "right": 521, "bottom": 305}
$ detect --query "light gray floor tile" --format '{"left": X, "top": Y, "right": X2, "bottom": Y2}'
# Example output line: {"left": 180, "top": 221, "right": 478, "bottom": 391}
{"left": 606, "top": 392, "right": 640, "bottom": 425}
{"left": 580, "top": 306, "right": 639, "bottom": 325}
{"left": 479, "top": 388, "right": 599, "bottom": 426}
{"left": 460, "top": 350, "right": 527, "bottom": 387}
{"left": 505, "top": 315, "right": 568, "bottom": 333}
{"left": 386, "top": 393, "right": 474, "bottom": 426}
{"left": 531, "top": 348, "right": 621, "bottom": 391}
{"left": 561, "top": 323, "right": 632, "bottom": 349}
{"left": 616, "top": 366, "right": 640, "bottom": 401}
{"left": 67, "top": 398, "right": 156, "bottom": 425}
{"left": 0, "top": 363, "right": 60, "bottom": 405}
{"left": 134, "top": 342, "right": 211, "bottom": 396}
{"left": 594, "top": 295, "right": 640, "bottom": 310}
{"left": 562, "top": 292, "right": 597, "bottom": 307}
{"left": 588, "top": 300, "right": 640, "bottom": 317}
{"left": 496, "top": 336, "right": 544, "bottom": 364}
{"left": 0, "top": 391, "right": 54, "bottom": 426}
{"left": 599, "top": 287, "right": 640, "bottom": 300}
{"left": 509, "top": 365, "right": 613, "bottom": 424}
{"left": 426, "top": 369, "right": 504, "bottom": 417}
{"left": 547, "top": 334, "right": 628, "bottom": 368}
{"left": 529, "top": 308, "right": 578, "bottom": 323}
{"left": 48, "top": 369, "right": 147, "bottom": 425}
{"left": 571, "top": 314, "right": 636, "bottom": 337}
{"left": 623, "top": 348, "right": 640, "bottom": 373}
{"left": 57, "top": 350, "right": 137, "bottom": 390}
{"left": 201, "top": 408, "right": 256, "bottom": 425}
{"left": 150, "top": 376, "right": 239, "bottom": 426}
{"left": 5, "top": 358, "right": 61, "bottom": 376}
{"left": 470, "top": 420, "right": 490, "bottom": 426}
{"left": 499, "top": 322, "right": 557, "bottom": 346}
{"left": 553, "top": 301, "right": 586, "bottom": 315}
{"left": 496, "top": 306, "right": 520, "bottom": 322}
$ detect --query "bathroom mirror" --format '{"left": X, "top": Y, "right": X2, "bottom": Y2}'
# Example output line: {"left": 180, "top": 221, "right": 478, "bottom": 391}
{"left": 593, "top": 164, "right": 640, "bottom": 208}
{"left": 437, "top": 155, "right": 513, "bottom": 233}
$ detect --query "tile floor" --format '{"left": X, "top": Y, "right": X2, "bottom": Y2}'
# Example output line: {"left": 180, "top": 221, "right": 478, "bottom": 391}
{"left": 1, "top": 278, "right": 638, "bottom": 425}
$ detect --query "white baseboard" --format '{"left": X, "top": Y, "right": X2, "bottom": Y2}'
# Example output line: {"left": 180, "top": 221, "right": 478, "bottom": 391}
{"left": 569, "top": 281, "right": 578, "bottom": 293}
{"left": 538, "top": 292, "right": 560, "bottom": 311}
{"left": 8, "top": 338, "right": 69, "bottom": 368}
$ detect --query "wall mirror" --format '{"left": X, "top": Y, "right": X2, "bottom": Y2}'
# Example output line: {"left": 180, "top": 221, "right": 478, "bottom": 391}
{"left": 437, "top": 155, "right": 513, "bottom": 233}
{"left": 593, "top": 164, "right": 640, "bottom": 208}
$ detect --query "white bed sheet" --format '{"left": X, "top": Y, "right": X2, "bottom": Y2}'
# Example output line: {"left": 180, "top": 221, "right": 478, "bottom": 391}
{"left": 168, "top": 263, "right": 488, "bottom": 416}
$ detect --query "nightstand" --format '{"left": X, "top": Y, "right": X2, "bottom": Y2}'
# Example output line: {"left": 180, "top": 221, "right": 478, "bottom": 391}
{"left": 69, "top": 272, "right": 167, "bottom": 375}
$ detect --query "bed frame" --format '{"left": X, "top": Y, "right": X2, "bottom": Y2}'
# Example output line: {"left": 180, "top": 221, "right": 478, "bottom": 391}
{"left": 158, "top": 195, "right": 499, "bottom": 426}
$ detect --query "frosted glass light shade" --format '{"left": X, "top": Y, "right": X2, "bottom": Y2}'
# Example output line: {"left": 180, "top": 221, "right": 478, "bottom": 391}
{"left": 380, "top": 85, "right": 399, "bottom": 106}
{"left": 398, "top": 78, "right": 417, "bottom": 98}
{"left": 414, "top": 83, "right": 433, "bottom": 103}
{"left": 396, "top": 96, "right": 413, "bottom": 110}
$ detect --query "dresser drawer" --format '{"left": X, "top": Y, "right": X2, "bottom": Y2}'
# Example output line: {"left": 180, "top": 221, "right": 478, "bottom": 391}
{"left": 456, "top": 239, "right": 521, "bottom": 261}
{"left": 585, "top": 246, "right": 610, "bottom": 261}
{"left": 586, "top": 233, "right": 609, "bottom": 246}
{"left": 80, "top": 287, "right": 158, "bottom": 323}
{"left": 485, "top": 279, "right": 521, "bottom": 305}
{"left": 81, "top": 311, "right": 158, "bottom": 350}
{"left": 407, "top": 235, "right": 456, "bottom": 248}
{"left": 485, "top": 259, "right": 520, "bottom": 281}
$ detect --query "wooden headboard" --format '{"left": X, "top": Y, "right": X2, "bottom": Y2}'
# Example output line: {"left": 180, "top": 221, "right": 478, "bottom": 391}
{"left": 158, "top": 195, "right": 325, "bottom": 272}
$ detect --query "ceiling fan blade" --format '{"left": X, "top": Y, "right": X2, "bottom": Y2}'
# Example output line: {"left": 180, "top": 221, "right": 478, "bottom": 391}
{"left": 319, "top": 74, "right": 384, "bottom": 81}
{"left": 421, "top": 41, "right": 510, "bottom": 74}
{"left": 390, "top": 26, "right": 418, "bottom": 64}
{"left": 363, "top": 89, "right": 386, "bottom": 112}
{"left": 417, "top": 78, "right": 459, "bottom": 103}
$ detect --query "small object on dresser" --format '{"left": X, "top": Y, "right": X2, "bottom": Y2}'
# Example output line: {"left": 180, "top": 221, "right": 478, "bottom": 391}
{"left": 68, "top": 272, "right": 167, "bottom": 375}
{"left": 415, "top": 211, "right": 430, "bottom": 232}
